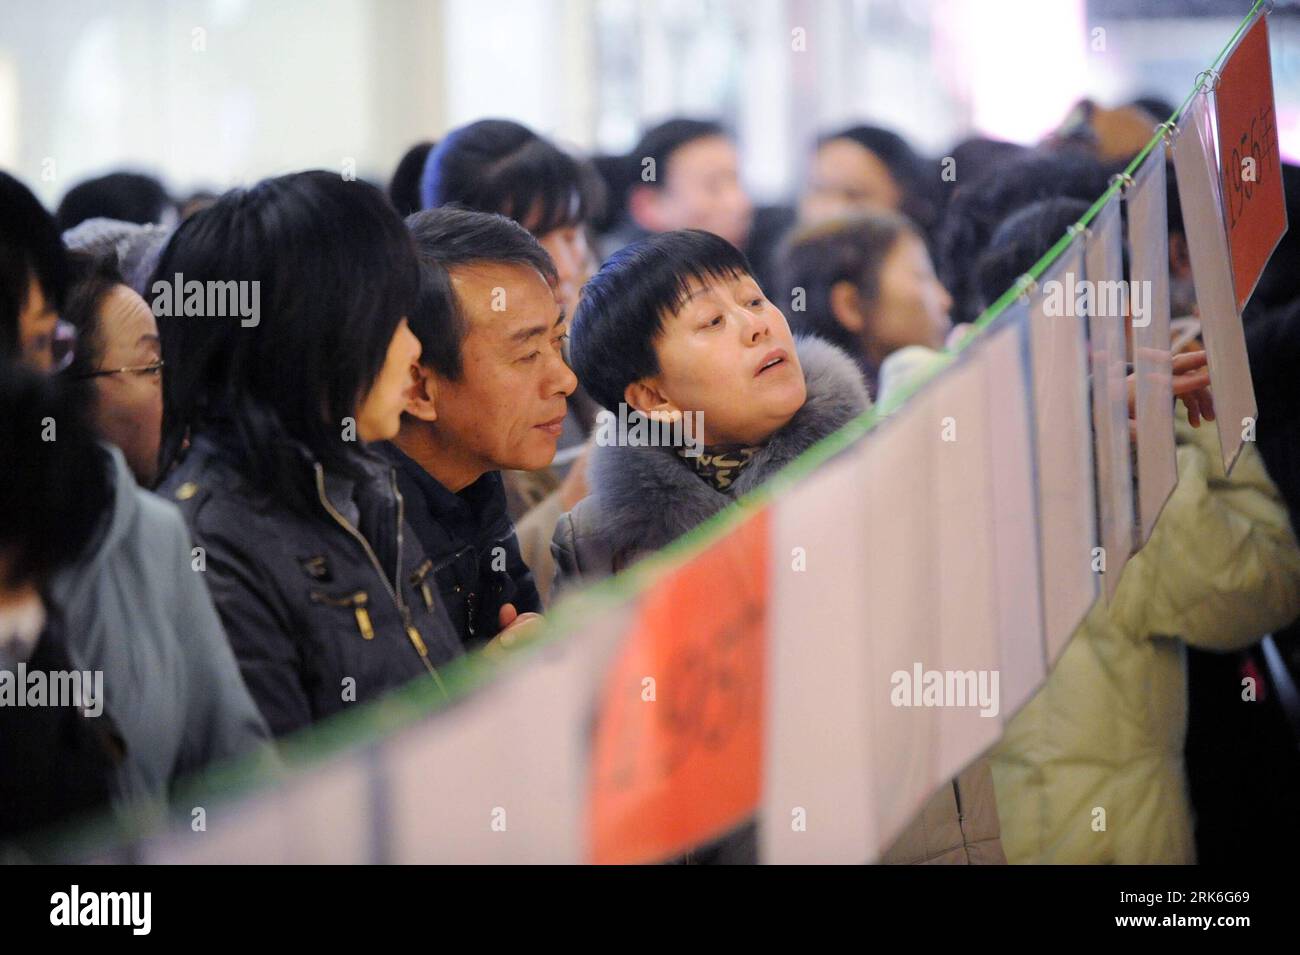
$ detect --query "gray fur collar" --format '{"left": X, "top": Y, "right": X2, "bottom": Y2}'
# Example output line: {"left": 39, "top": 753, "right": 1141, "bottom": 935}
{"left": 584, "top": 335, "right": 869, "bottom": 562}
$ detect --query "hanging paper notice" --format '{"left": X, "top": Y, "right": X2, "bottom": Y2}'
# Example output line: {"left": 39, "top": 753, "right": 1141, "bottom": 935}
{"left": 1216, "top": 13, "right": 1288, "bottom": 311}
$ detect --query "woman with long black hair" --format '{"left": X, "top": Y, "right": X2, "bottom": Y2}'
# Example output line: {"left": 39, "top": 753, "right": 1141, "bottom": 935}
{"left": 154, "top": 171, "right": 463, "bottom": 737}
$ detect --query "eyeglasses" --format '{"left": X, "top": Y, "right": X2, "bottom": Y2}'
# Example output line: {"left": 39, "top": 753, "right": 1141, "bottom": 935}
{"left": 75, "top": 359, "right": 165, "bottom": 380}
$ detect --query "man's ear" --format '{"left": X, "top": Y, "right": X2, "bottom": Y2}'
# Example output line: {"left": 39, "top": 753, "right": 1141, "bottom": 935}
{"left": 829, "top": 279, "right": 867, "bottom": 334}
{"left": 404, "top": 362, "right": 438, "bottom": 422}
{"left": 623, "top": 377, "right": 680, "bottom": 420}
{"left": 628, "top": 184, "right": 664, "bottom": 233}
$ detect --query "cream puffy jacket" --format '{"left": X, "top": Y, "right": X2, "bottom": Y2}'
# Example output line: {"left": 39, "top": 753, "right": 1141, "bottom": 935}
{"left": 989, "top": 405, "right": 1300, "bottom": 863}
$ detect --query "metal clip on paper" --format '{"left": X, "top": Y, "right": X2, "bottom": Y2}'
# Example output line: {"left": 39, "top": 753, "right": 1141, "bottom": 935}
{"left": 1014, "top": 273, "right": 1038, "bottom": 303}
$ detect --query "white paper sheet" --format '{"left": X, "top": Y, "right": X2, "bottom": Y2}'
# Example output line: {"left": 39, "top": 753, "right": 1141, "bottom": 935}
{"left": 1172, "top": 94, "right": 1259, "bottom": 475}
{"left": 860, "top": 399, "right": 941, "bottom": 852}
{"left": 381, "top": 607, "right": 626, "bottom": 863}
{"left": 1084, "top": 197, "right": 1136, "bottom": 599}
{"left": 981, "top": 307, "right": 1047, "bottom": 725}
{"left": 762, "top": 449, "right": 879, "bottom": 864}
{"left": 144, "top": 757, "right": 372, "bottom": 864}
{"left": 1127, "top": 144, "right": 1180, "bottom": 543}
{"left": 1028, "top": 242, "right": 1100, "bottom": 666}
{"left": 925, "top": 353, "right": 1005, "bottom": 785}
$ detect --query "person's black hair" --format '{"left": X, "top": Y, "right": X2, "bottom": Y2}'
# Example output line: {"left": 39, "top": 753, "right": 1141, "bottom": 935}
{"left": 420, "top": 120, "right": 598, "bottom": 236}
{"left": 775, "top": 210, "right": 915, "bottom": 371}
{"left": 1129, "top": 95, "right": 1177, "bottom": 123}
{"left": 151, "top": 171, "right": 420, "bottom": 507}
{"left": 630, "top": 118, "right": 729, "bottom": 192}
{"left": 588, "top": 153, "right": 636, "bottom": 233}
{"left": 937, "top": 151, "right": 1109, "bottom": 324}
{"left": 972, "top": 197, "right": 1092, "bottom": 312}
{"left": 1250, "top": 162, "right": 1300, "bottom": 310}
{"left": 817, "top": 124, "right": 941, "bottom": 239}
{"left": 389, "top": 140, "right": 436, "bottom": 218}
{"left": 0, "top": 359, "right": 111, "bottom": 589}
{"left": 936, "top": 137, "right": 1030, "bottom": 210}
{"left": 404, "top": 207, "right": 558, "bottom": 381}
{"left": 0, "top": 171, "right": 67, "bottom": 359}
{"left": 55, "top": 171, "right": 174, "bottom": 233}
{"left": 60, "top": 252, "right": 126, "bottom": 380}
{"left": 570, "top": 229, "right": 752, "bottom": 411}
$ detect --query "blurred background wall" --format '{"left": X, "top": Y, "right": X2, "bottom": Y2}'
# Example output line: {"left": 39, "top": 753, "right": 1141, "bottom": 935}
{"left": 2, "top": 0, "right": 1298, "bottom": 206}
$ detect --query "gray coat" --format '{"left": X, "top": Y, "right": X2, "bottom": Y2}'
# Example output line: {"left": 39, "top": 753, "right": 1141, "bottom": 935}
{"left": 50, "top": 445, "right": 272, "bottom": 804}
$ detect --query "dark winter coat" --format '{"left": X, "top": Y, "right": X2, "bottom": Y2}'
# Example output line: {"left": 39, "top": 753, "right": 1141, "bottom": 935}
{"left": 380, "top": 444, "right": 542, "bottom": 649}
{"left": 158, "top": 432, "right": 463, "bottom": 738}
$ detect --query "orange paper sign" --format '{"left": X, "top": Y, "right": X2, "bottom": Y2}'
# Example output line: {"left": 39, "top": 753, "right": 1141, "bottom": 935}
{"left": 588, "top": 509, "right": 769, "bottom": 864}
{"left": 1216, "top": 14, "right": 1288, "bottom": 311}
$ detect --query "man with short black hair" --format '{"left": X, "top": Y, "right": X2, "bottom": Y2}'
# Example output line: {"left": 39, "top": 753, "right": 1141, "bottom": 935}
{"left": 623, "top": 118, "right": 753, "bottom": 252}
{"left": 384, "top": 207, "right": 576, "bottom": 647}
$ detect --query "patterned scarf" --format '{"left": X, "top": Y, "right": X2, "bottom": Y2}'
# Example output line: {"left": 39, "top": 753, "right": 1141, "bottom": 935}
{"left": 677, "top": 444, "right": 762, "bottom": 492}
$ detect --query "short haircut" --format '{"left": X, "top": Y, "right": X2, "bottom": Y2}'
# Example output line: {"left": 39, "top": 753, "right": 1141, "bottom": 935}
{"left": 631, "top": 118, "right": 729, "bottom": 191}
{"left": 151, "top": 171, "right": 419, "bottom": 507}
{"left": 60, "top": 251, "right": 127, "bottom": 379}
{"left": 570, "top": 229, "right": 752, "bottom": 411}
{"left": 775, "top": 210, "right": 914, "bottom": 361}
{"left": 420, "top": 119, "right": 598, "bottom": 235}
{"left": 404, "top": 207, "right": 558, "bottom": 381}
{"left": 973, "top": 197, "right": 1091, "bottom": 312}
{"left": 56, "top": 171, "right": 174, "bottom": 233}
{"left": 0, "top": 359, "right": 111, "bottom": 588}
{"left": 937, "top": 152, "right": 1109, "bottom": 324}
{"left": 388, "top": 140, "right": 435, "bottom": 217}
{"left": 0, "top": 172, "right": 67, "bottom": 359}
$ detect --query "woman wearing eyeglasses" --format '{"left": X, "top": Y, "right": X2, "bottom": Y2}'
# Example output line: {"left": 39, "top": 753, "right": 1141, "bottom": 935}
{"left": 61, "top": 252, "right": 164, "bottom": 486}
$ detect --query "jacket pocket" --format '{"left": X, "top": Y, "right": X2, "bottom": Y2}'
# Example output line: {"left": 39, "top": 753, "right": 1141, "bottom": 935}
{"left": 309, "top": 588, "right": 375, "bottom": 641}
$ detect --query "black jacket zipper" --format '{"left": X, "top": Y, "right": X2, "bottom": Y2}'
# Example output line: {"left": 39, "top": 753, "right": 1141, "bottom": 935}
{"left": 314, "top": 464, "right": 449, "bottom": 699}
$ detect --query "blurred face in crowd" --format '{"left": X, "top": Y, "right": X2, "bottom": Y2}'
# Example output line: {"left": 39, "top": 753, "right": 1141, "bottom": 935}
{"left": 416, "top": 263, "right": 577, "bottom": 486}
{"left": 533, "top": 223, "right": 591, "bottom": 317}
{"left": 627, "top": 270, "right": 806, "bottom": 447}
{"left": 17, "top": 274, "right": 59, "bottom": 372}
{"left": 801, "top": 138, "right": 903, "bottom": 226}
{"left": 85, "top": 284, "right": 164, "bottom": 485}
{"left": 632, "top": 136, "right": 753, "bottom": 249}
{"left": 834, "top": 232, "right": 952, "bottom": 365}
{"left": 355, "top": 318, "right": 422, "bottom": 443}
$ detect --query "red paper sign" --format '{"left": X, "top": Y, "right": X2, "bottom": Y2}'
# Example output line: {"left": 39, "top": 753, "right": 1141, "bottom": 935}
{"left": 588, "top": 509, "right": 769, "bottom": 864}
{"left": 1216, "top": 14, "right": 1288, "bottom": 311}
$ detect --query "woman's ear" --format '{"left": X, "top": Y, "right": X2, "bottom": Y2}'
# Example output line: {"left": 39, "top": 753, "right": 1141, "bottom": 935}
{"left": 404, "top": 362, "right": 438, "bottom": 422}
{"left": 829, "top": 279, "right": 867, "bottom": 334}
{"left": 623, "top": 377, "right": 680, "bottom": 420}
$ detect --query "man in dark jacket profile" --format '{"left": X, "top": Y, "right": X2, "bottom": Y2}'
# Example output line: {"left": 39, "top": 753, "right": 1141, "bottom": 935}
{"left": 384, "top": 208, "right": 575, "bottom": 648}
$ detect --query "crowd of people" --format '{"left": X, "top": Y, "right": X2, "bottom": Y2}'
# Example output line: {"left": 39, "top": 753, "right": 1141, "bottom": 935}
{"left": 4, "top": 95, "right": 1300, "bottom": 863}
